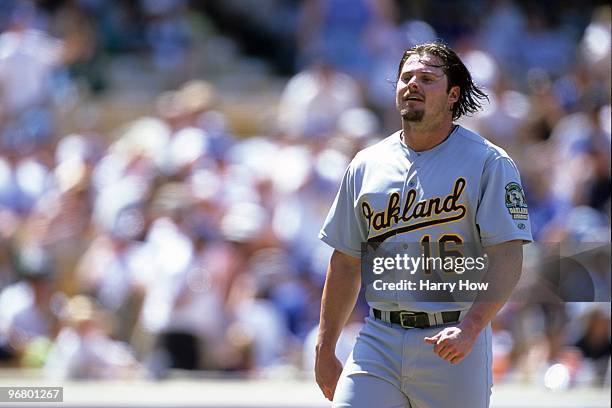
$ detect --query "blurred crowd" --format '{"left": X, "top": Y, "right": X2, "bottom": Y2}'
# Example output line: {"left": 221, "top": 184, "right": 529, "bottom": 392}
{"left": 0, "top": 0, "right": 610, "bottom": 389}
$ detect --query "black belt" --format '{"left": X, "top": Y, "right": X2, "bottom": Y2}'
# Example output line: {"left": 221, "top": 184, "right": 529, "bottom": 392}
{"left": 373, "top": 309, "right": 461, "bottom": 329}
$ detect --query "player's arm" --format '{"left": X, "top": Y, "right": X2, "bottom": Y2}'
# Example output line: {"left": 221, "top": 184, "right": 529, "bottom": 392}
{"left": 425, "top": 239, "right": 523, "bottom": 363}
{"left": 458, "top": 239, "right": 523, "bottom": 336}
{"left": 315, "top": 249, "right": 361, "bottom": 401}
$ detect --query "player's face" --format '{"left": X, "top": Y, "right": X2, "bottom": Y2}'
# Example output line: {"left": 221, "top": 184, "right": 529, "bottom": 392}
{"left": 396, "top": 53, "right": 459, "bottom": 123}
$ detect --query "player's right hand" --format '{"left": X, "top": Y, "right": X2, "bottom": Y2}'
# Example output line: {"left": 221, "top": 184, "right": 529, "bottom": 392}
{"left": 314, "top": 347, "right": 343, "bottom": 401}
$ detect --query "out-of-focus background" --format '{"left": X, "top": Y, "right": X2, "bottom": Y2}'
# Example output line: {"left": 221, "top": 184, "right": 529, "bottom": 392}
{"left": 0, "top": 0, "right": 610, "bottom": 407}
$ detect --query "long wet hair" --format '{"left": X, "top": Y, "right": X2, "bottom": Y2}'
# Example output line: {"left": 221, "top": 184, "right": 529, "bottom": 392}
{"left": 397, "top": 42, "right": 489, "bottom": 121}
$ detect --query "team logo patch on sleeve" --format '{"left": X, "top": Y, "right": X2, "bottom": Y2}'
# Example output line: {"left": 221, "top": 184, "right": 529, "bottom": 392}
{"left": 505, "top": 182, "right": 529, "bottom": 220}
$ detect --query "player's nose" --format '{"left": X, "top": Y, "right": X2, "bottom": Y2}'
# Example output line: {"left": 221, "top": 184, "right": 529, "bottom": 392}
{"left": 407, "top": 77, "right": 421, "bottom": 93}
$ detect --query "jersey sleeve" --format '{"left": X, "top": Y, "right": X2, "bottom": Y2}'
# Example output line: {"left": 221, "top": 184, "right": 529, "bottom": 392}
{"left": 318, "top": 162, "right": 367, "bottom": 258}
{"left": 476, "top": 156, "right": 533, "bottom": 247}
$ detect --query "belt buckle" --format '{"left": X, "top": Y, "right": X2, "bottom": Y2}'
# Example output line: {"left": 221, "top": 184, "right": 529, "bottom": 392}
{"left": 399, "top": 311, "right": 417, "bottom": 329}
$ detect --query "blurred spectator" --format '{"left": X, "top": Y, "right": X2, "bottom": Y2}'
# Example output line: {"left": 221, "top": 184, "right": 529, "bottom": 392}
{"left": 0, "top": 5, "right": 69, "bottom": 153}
{"left": 44, "top": 295, "right": 139, "bottom": 379}
{"left": 0, "top": 271, "right": 56, "bottom": 365}
{"left": 223, "top": 273, "right": 287, "bottom": 371}
{"left": 297, "top": 0, "right": 395, "bottom": 79}
{"left": 141, "top": 0, "right": 193, "bottom": 71}
{"left": 277, "top": 61, "right": 363, "bottom": 139}
{"left": 574, "top": 307, "right": 611, "bottom": 386}
{"left": 0, "top": 19, "right": 63, "bottom": 115}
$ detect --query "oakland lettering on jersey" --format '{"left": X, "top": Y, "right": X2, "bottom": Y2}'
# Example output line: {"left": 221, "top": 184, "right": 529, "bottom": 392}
{"left": 364, "top": 178, "right": 467, "bottom": 242}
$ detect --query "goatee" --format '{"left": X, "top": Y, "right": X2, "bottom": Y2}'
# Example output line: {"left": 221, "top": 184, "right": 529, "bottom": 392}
{"left": 401, "top": 109, "right": 424, "bottom": 122}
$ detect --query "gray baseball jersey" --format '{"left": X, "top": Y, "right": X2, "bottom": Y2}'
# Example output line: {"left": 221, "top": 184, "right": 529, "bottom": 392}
{"left": 319, "top": 125, "right": 533, "bottom": 313}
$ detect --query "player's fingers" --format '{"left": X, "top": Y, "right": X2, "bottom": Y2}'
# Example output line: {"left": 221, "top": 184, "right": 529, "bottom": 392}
{"left": 316, "top": 378, "right": 332, "bottom": 400}
{"left": 433, "top": 336, "right": 451, "bottom": 353}
{"left": 434, "top": 342, "right": 449, "bottom": 355}
{"left": 325, "top": 377, "right": 339, "bottom": 400}
{"left": 329, "top": 382, "right": 338, "bottom": 401}
{"left": 435, "top": 346, "right": 448, "bottom": 359}
{"left": 316, "top": 382, "right": 324, "bottom": 396}
{"left": 433, "top": 334, "right": 451, "bottom": 353}
{"left": 320, "top": 384, "right": 332, "bottom": 401}
{"left": 328, "top": 370, "right": 343, "bottom": 400}
{"left": 450, "top": 355, "right": 464, "bottom": 365}
{"left": 442, "top": 348, "right": 455, "bottom": 361}
{"left": 432, "top": 341, "right": 442, "bottom": 354}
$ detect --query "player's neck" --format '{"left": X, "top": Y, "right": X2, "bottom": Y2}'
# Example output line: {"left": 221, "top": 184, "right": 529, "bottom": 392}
{"left": 401, "top": 120, "right": 455, "bottom": 152}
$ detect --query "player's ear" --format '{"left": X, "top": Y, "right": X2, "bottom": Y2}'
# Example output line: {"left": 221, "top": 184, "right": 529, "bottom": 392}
{"left": 448, "top": 86, "right": 460, "bottom": 111}
{"left": 448, "top": 86, "right": 460, "bottom": 104}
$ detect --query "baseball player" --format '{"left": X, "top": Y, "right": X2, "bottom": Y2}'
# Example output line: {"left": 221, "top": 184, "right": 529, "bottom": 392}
{"left": 315, "top": 42, "right": 533, "bottom": 407}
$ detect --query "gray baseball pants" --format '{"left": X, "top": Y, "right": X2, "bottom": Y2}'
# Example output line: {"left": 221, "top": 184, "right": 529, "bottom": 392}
{"left": 333, "top": 315, "right": 493, "bottom": 408}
